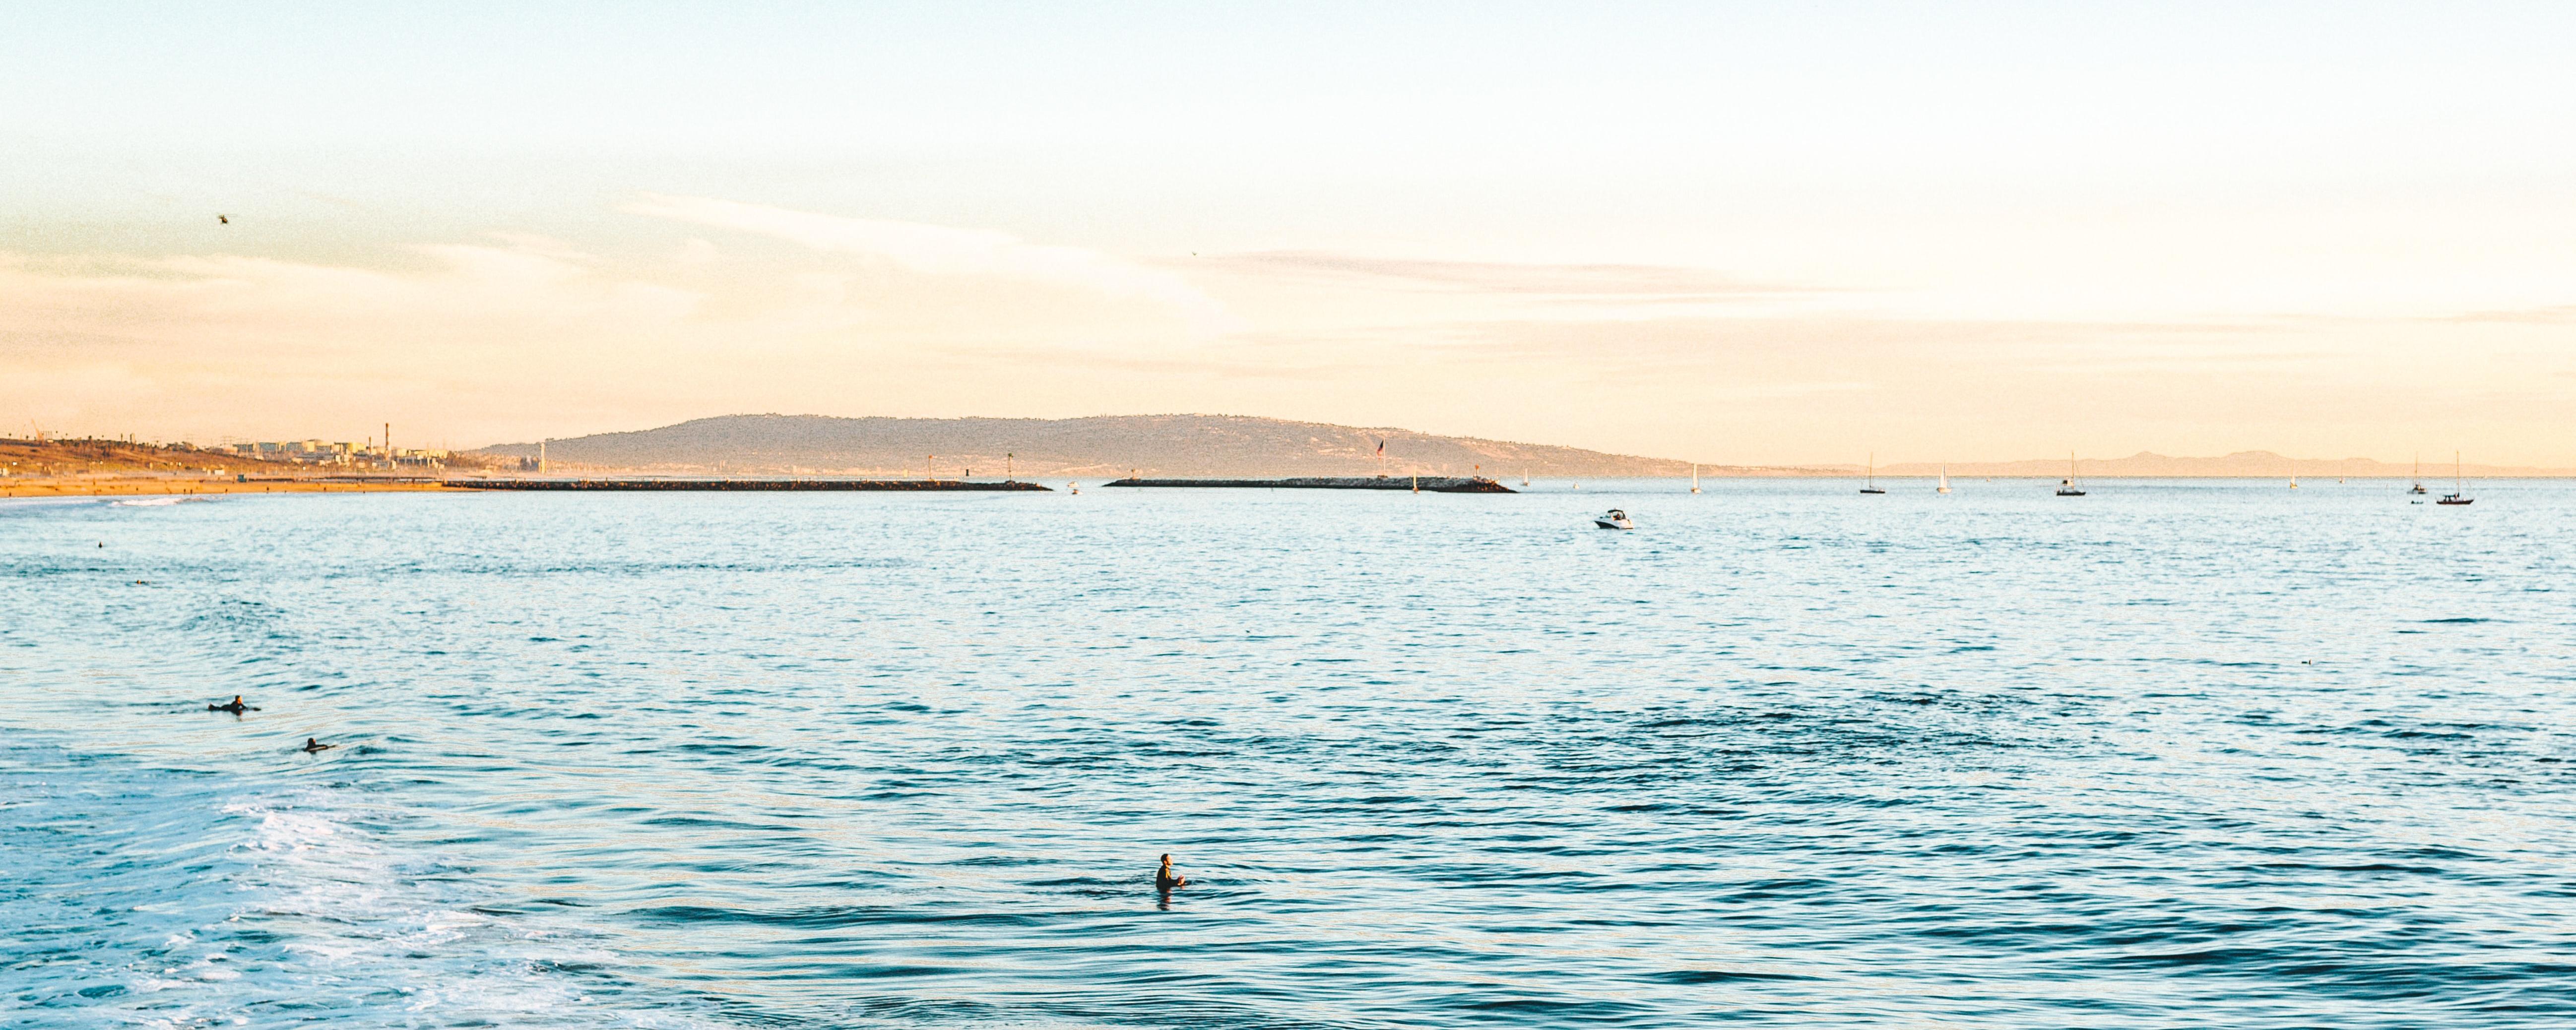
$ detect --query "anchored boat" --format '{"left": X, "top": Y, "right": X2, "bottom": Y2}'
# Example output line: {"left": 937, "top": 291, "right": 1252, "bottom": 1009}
{"left": 2056, "top": 451, "right": 2086, "bottom": 496}
{"left": 2437, "top": 452, "right": 2474, "bottom": 505}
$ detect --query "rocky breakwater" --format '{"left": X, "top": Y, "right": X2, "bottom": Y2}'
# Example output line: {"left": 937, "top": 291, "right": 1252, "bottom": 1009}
{"left": 1102, "top": 476, "right": 1514, "bottom": 493}
{"left": 448, "top": 478, "right": 1052, "bottom": 491}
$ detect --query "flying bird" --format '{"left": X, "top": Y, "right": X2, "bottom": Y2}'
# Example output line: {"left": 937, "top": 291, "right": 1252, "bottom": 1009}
{"left": 217, "top": 214, "right": 229, "bottom": 224}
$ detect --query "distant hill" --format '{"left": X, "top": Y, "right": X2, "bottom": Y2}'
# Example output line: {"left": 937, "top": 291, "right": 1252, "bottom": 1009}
{"left": 1877, "top": 451, "right": 2576, "bottom": 478}
{"left": 473, "top": 425, "right": 2574, "bottom": 479}
{"left": 473, "top": 414, "right": 1820, "bottom": 478}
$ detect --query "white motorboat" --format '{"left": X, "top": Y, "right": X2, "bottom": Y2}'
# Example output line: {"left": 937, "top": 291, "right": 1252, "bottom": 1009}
{"left": 1594, "top": 509, "right": 1635, "bottom": 530}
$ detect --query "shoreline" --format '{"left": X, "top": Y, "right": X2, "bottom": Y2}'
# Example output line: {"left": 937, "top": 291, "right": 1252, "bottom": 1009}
{"left": 8, "top": 472, "right": 2563, "bottom": 502}
{"left": 0, "top": 477, "right": 455, "bottom": 499}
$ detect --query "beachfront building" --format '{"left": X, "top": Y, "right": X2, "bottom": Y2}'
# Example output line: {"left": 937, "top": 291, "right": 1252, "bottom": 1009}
{"left": 226, "top": 440, "right": 446, "bottom": 468}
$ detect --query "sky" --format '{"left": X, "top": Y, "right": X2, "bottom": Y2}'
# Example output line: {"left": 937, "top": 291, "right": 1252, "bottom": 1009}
{"left": 4, "top": 1, "right": 2574, "bottom": 464}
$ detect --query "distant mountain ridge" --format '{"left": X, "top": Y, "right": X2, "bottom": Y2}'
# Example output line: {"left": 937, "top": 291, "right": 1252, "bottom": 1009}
{"left": 1877, "top": 451, "right": 2575, "bottom": 478}
{"left": 474, "top": 423, "right": 2574, "bottom": 479}
{"left": 474, "top": 414, "right": 1821, "bottom": 478}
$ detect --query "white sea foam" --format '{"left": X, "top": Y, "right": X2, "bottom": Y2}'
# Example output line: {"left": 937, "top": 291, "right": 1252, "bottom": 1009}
{"left": 0, "top": 744, "right": 720, "bottom": 1029}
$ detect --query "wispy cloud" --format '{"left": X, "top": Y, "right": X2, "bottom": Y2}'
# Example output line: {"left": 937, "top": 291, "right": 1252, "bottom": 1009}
{"left": 623, "top": 194, "right": 1243, "bottom": 338}
{"left": 1184, "top": 250, "right": 1809, "bottom": 299}
{"left": 2432, "top": 303, "right": 2576, "bottom": 324}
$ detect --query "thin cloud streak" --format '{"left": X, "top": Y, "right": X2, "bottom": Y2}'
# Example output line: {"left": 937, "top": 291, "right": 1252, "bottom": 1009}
{"left": 1187, "top": 250, "right": 1811, "bottom": 298}
{"left": 623, "top": 193, "right": 1244, "bottom": 339}
{"left": 2432, "top": 303, "right": 2576, "bottom": 324}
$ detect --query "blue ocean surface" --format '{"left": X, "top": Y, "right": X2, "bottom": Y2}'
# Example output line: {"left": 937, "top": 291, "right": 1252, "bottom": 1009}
{"left": 3, "top": 479, "right": 2572, "bottom": 1028}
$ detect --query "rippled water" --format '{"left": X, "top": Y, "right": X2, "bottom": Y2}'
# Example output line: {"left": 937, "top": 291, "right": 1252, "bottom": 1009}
{"left": 5, "top": 480, "right": 2573, "bottom": 1028}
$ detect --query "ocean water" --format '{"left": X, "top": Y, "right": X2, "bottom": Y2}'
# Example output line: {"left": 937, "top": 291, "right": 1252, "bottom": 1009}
{"left": 4, "top": 479, "right": 2572, "bottom": 1029}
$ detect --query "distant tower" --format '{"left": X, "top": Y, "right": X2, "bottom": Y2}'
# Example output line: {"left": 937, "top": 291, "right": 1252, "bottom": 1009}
{"left": 539, "top": 439, "right": 547, "bottom": 474}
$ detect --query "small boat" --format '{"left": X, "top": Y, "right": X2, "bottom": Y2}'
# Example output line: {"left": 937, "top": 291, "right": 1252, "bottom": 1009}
{"left": 1859, "top": 452, "right": 1886, "bottom": 494}
{"left": 1594, "top": 509, "right": 1635, "bottom": 530}
{"left": 2436, "top": 451, "right": 2474, "bottom": 505}
{"left": 2409, "top": 453, "right": 2427, "bottom": 494}
{"left": 2056, "top": 450, "right": 2086, "bottom": 496}
{"left": 1936, "top": 469, "right": 1951, "bottom": 494}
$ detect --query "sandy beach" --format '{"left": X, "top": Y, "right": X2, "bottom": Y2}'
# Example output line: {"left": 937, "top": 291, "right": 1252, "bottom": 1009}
{"left": 0, "top": 439, "right": 477, "bottom": 498}
{"left": 0, "top": 477, "right": 455, "bottom": 499}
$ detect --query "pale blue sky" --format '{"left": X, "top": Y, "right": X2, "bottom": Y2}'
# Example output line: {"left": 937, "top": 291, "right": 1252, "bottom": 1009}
{"left": 5, "top": 2, "right": 2575, "bottom": 461}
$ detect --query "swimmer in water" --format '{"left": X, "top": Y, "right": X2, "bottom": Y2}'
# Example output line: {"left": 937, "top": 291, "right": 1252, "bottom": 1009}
{"left": 1156, "top": 853, "right": 1188, "bottom": 891}
{"left": 209, "top": 695, "right": 254, "bottom": 714}
{"left": 301, "top": 737, "right": 335, "bottom": 753}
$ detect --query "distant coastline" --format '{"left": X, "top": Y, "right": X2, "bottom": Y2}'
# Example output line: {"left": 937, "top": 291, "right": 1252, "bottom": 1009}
{"left": 1873, "top": 451, "right": 2573, "bottom": 479}
{"left": 15, "top": 424, "right": 2573, "bottom": 489}
{"left": 467, "top": 416, "right": 2576, "bottom": 480}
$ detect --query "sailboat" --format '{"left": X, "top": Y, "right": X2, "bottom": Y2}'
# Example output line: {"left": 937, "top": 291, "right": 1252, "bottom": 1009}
{"left": 2289, "top": 475, "right": 2299, "bottom": 490}
{"left": 2408, "top": 454, "right": 2427, "bottom": 494}
{"left": 2056, "top": 451, "right": 2086, "bottom": 496}
{"left": 1936, "top": 469, "right": 1951, "bottom": 494}
{"left": 1690, "top": 463, "right": 1701, "bottom": 494}
{"left": 1523, "top": 469, "right": 1531, "bottom": 487}
{"left": 2436, "top": 451, "right": 2474, "bottom": 505}
{"left": 1859, "top": 452, "right": 1886, "bottom": 494}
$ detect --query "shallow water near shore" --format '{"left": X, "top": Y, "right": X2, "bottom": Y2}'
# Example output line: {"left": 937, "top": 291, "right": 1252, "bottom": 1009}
{"left": 5, "top": 478, "right": 2574, "bottom": 1028}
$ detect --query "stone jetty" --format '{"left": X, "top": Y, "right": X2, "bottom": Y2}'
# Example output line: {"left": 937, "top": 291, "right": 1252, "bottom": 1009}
{"left": 1101, "top": 476, "right": 1514, "bottom": 493}
{"left": 448, "top": 479, "right": 1052, "bottom": 491}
